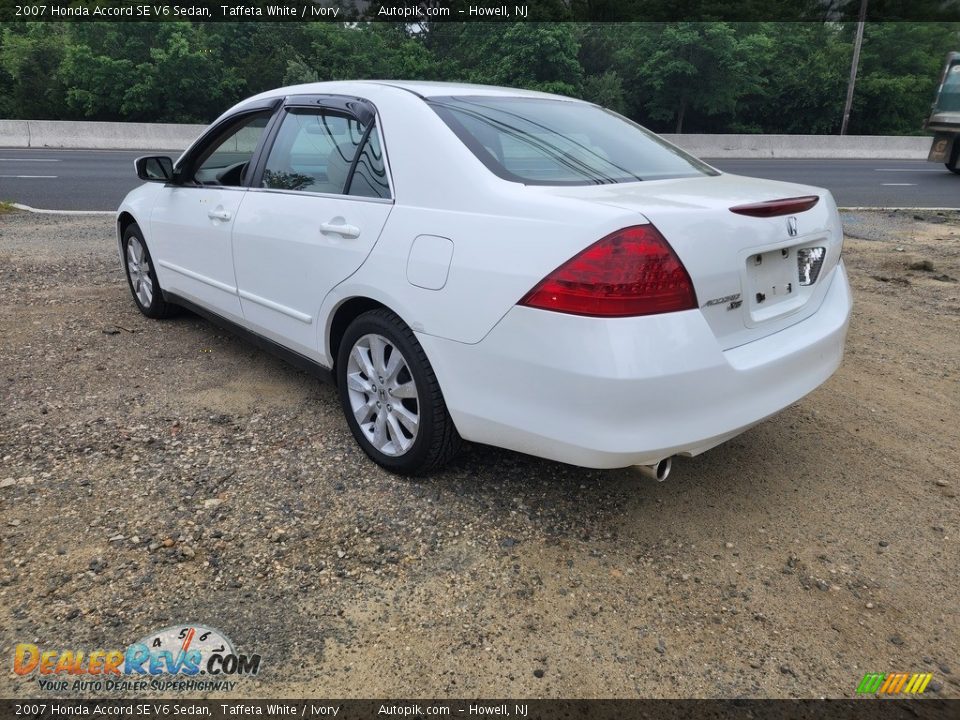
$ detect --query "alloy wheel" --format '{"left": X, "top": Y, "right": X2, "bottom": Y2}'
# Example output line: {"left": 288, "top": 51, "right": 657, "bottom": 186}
{"left": 126, "top": 236, "right": 154, "bottom": 308}
{"left": 345, "top": 333, "right": 420, "bottom": 456}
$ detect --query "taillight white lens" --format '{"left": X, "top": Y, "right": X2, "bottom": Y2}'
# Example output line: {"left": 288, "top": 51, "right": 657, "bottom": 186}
{"left": 797, "top": 247, "right": 826, "bottom": 285}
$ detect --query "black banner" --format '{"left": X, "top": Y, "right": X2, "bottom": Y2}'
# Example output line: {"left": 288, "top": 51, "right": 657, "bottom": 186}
{"left": 2, "top": 699, "right": 958, "bottom": 720}
{"left": 1, "top": 0, "right": 959, "bottom": 23}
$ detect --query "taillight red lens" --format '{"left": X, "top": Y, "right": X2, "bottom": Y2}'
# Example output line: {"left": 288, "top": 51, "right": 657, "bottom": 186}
{"left": 729, "top": 195, "right": 819, "bottom": 217}
{"left": 518, "top": 225, "right": 697, "bottom": 317}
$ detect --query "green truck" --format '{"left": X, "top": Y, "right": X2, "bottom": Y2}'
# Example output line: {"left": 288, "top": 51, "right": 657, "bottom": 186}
{"left": 927, "top": 51, "right": 960, "bottom": 174}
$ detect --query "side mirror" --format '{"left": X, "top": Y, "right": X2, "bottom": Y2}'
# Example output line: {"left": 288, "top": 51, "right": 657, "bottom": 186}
{"left": 135, "top": 156, "right": 175, "bottom": 183}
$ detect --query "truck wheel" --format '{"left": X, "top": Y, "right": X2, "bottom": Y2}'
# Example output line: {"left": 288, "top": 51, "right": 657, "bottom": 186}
{"left": 947, "top": 143, "right": 960, "bottom": 175}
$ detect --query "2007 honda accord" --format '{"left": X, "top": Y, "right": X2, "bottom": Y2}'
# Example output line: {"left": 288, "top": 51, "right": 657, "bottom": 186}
{"left": 118, "top": 81, "right": 851, "bottom": 477}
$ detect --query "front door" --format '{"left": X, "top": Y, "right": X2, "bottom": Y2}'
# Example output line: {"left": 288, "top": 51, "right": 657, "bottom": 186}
{"left": 232, "top": 106, "right": 393, "bottom": 360}
{"left": 149, "top": 112, "right": 272, "bottom": 322}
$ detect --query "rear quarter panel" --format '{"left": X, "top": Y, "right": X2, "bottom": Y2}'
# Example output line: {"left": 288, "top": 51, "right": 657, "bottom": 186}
{"left": 321, "top": 191, "right": 638, "bottom": 355}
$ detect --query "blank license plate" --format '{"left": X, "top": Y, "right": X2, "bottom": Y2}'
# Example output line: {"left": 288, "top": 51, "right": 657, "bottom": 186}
{"left": 747, "top": 247, "right": 799, "bottom": 311}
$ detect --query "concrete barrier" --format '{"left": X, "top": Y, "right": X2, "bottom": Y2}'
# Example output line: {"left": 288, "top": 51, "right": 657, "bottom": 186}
{"left": 0, "top": 120, "right": 935, "bottom": 158}
{"left": 662, "top": 133, "right": 931, "bottom": 160}
{"left": 3, "top": 120, "right": 206, "bottom": 151}
{"left": 0, "top": 120, "right": 31, "bottom": 148}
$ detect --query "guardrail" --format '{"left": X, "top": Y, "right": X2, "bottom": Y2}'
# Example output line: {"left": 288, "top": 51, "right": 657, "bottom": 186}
{"left": 0, "top": 119, "right": 934, "bottom": 159}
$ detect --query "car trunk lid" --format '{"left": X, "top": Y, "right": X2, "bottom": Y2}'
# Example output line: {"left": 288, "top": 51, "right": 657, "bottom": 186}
{"left": 529, "top": 173, "right": 844, "bottom": 350}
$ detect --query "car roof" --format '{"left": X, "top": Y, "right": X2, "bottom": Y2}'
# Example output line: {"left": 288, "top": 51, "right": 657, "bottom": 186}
{"left": 258, "top": 80, "right": 581, "bottom": 102}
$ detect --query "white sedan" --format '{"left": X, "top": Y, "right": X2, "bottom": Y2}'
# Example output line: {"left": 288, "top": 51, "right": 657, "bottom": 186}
{"left": 118, "top": 81, "right": 851, "bottom": 477}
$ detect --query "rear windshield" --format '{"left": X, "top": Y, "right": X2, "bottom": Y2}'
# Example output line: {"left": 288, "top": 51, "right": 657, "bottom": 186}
{"left": 428, "top": 96, "right": 717, "bottom": 186}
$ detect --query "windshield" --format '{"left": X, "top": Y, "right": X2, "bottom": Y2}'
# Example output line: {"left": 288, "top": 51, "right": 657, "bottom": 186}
{"left": 428, "top": 96, "right": 717, "bottom": 186}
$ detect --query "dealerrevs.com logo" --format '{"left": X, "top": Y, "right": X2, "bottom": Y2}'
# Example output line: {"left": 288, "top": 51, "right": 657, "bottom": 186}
{"left": 14, "top": 624, "right": 261, "bottom": 693}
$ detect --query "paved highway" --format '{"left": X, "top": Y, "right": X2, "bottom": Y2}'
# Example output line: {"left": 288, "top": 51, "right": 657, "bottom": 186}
{"left": 0, "top": 148, "right": 956, "bottom": 211}
{"left": 0, "top": 149, "right": 147, "bottom": 212}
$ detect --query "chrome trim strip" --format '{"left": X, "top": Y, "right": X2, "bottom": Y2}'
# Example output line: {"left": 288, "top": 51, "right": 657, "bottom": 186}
{"left": 245, "top": 187, "right": 394, "bottom": 205}
{"left": 238, "top": 289, "right": 312, "bottom": 324}
{"left": 156, "top": 260, "right": 237, "bottom": 294}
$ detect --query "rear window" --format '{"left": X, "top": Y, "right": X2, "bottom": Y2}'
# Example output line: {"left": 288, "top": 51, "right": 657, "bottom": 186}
{"left": 428, "top": 96, "right": 717, "bottom": 186}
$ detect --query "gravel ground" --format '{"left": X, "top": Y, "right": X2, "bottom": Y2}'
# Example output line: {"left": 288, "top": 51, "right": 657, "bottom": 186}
{"left": 0, "top": 209, "right": 957, "bottom": 699}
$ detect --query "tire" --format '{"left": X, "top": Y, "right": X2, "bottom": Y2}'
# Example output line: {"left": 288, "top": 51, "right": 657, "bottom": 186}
{"left": 336, "top": 308, "right": 461, "bottom": 475}
{"left": 947, "top": 142, "right": 960, "bottom": 175}
{"left": 122, "top": 223, "right": 179, "bottom": 319}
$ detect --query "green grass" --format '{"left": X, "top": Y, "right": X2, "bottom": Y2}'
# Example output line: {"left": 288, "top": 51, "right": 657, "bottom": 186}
{"left": 0, "top": 201, "right": 17, "bottom": 215}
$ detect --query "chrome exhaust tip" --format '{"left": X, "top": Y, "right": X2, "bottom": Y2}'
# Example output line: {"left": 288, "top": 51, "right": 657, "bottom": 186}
{"left": 636, "top": 457, "right": 672, "bottom": 482}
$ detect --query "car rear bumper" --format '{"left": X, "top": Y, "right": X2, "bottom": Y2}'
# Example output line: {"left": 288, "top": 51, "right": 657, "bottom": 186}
{"left": 418, "top": 261, "right": 852, "bottom": 469}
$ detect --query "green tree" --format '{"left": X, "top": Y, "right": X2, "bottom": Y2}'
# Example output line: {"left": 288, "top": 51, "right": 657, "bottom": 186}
{"left": 616, "top": 22, "right": 772, "bottom": 133}
{"left": 0, "top": 33, "right": 13, "bottom": 119}
{"left": 851, "top": 22, "right": 960, "bottom": 134}
{"left": 283, "top": 23, "right": 433, "bottom": 85}
{"left": 1, "top": 18, "right": 958, "bottom": 136}
{"left": 0, "top": 23, "right": 68, "bottom": 119}
{"left": 213, "top": 23, "right": 314, "bottom": 97}
{"left": 426, "top": 23, "right": 582, "bottom": 95}
{"left": 120, "top": 24, "right": 245, "bottom": 122}
{"left": 59, "top": 43, "right": 137, "bottom": 120}
{"left": 732, "top": 22, "right": 849, "bottom": 134}
{"left": 579, "top": 70, "right": 627, "bottom": 112}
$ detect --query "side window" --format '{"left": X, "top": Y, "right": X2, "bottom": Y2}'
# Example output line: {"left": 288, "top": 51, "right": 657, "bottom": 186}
{"left": 261, "top": 108, "right": 390, "bottom": 199}
{"left": 347, "top": 129, "right": 390, "bottom": 199}
{"left": 262, "top": 110, "right": 365, "bottom": 194}
{"left": 937, "top": 63, "right": 960, "bottom": 113}
{"left": 193, "top": 113, "right": 271, "bottom": 187}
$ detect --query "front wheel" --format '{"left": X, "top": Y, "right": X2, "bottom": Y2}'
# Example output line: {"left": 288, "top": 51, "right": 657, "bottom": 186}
{"left": 336, "top": 309, "right": 461, "bottom": 475}
{"left": 122, "top": 223, "right": 179, "bottom": 318}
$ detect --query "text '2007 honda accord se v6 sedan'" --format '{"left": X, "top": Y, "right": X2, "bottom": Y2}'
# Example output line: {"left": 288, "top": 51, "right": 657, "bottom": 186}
{"left": 118, "top": 81, "right": 851, "bottom": 477}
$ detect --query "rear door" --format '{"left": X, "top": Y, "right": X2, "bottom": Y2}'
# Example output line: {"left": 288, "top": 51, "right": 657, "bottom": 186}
{"left": 231, "top": 99, "right": 393, "bottom": 360}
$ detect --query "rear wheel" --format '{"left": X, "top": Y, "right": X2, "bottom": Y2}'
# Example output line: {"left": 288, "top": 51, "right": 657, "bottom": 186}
{"left": 336, "top": 309, "right": 460, "bottom": 475}
{"left": 947, "top": 142, "right": 960, "bottom": 175}
{"left": 122, "top": 223, "right": 179, "bottom": 319}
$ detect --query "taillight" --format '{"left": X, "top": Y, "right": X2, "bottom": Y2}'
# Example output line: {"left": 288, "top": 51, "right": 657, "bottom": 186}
{"left": 518, "top": 225, "right": 697, "bottom": 317}
{"left": 729, "top": 195, "right": 819, "bottom": 217}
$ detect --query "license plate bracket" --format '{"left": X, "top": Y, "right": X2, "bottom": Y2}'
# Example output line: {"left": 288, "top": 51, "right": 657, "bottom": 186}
{"left": 746, "top": 247, "right": 803, "bottom": 322}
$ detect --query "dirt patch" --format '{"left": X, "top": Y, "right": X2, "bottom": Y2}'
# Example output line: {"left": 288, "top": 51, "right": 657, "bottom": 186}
{"left": 0, "top": 209, "right": 957, "bottom": 699}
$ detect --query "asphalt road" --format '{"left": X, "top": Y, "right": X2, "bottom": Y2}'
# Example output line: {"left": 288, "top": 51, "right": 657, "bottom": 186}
{"left": 0, "top": 148, "right": 957, "bottom": 211}
{"left": 0, "top": 149, "right": 147, "bottom": 212}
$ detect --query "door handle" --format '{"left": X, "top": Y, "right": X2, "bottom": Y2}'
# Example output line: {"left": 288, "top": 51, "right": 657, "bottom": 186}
{"left": 320, "top": 221, "right": 361, "bottom": 239}
{"left": 208, "top": 208, "right": 232, "bottom": 221}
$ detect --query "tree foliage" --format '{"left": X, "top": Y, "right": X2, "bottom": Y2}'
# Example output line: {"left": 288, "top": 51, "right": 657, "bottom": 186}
{"left": 609, "top": 22, "right": 772, "bottom": 133}
{"left": 425, "top": 23, "right": 582, "bottom": 95}
{"left": 0, "top": 20, "right": 957, "bottom": 135}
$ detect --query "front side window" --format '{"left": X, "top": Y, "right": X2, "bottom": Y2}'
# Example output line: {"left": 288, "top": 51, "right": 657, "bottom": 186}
{"left": 935, "top": 62, "right": 960, "bottom": 113}
{"left": 429, "top": 96, "right": 717, "bottom": 186}
{"left": 192, "top": 112, "right": 271, "bottom": 187}
{"left": 261, "top": 109, "right": 390, "bottom": 198}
